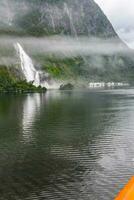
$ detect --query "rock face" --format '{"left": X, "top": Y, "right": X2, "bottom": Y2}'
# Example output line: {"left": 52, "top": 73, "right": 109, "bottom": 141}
{"left": 21, "top": 0, "right": 116, "bottom": 37}
{"left": 2, "top": 0, "right": 118, "bottom": 38}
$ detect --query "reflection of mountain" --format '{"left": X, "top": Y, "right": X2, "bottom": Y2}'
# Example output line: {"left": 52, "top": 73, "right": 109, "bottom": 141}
{"left": 0, "top": 91, "right": 134, "bottom": 199}
{"left": 0, "top": 91, "right": 117, "bottom": 199}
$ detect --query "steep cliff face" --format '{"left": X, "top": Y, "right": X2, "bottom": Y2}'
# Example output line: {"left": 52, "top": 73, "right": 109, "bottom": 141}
{"left": 0, "top": 0, "right": 134, "bottom": 83}
{"left": 0, "top": 0, "right": 117, "bottom": 39}
{"left": 13, "top": 0, "right": 118, "bottom": 38}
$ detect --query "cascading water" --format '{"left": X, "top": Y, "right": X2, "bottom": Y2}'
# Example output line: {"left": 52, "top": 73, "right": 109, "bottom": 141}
{"left": 15, "top": 43, "right": 41, "bottom": 87}
{"left": 15, "top": 43, "right": 61, "bottom": 89}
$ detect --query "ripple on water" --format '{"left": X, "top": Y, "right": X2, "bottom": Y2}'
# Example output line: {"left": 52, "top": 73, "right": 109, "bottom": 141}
{"left": 0, "top": 90, "right": 133, "bottom": 199}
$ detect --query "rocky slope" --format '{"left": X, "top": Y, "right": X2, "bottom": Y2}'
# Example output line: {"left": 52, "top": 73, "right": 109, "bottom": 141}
{"left": 0, "top": 0, "right": 119, "bottom": 38}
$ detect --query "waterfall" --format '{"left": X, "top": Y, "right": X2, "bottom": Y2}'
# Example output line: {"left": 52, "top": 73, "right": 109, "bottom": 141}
{"left": 15, "top": 43, "right": 61, "bottom": 89}
{"left": 16, "top": 43, "right": 40, "bottom": 87}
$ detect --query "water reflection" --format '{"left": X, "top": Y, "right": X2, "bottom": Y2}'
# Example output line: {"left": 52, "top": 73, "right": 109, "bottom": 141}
{"left": 0, "top": 90, "right": 134, "bottom": 199}
{"left": 22, "top": 94, "right": 42, "bottom": 143}
{"left": 21, "top": 91, "right": 74, "bottom": 143}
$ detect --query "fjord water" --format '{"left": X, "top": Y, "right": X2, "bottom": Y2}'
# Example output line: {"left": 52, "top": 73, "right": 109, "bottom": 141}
{"left": 0, "top": 89, "right": 134, "bottom": 200}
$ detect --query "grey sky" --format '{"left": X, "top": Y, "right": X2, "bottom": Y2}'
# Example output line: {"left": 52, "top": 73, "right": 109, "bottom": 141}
{"left": 95, "top": 0, "right": 134, "bottom": 48}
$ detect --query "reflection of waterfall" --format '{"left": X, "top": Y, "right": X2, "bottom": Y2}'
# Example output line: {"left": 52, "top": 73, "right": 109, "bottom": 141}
{"left": 15, "top": 43, "right": 61, "bottom": 89}
{"left": 16, "top": 43, "right": 41, "bottom": 87}
{"left": 22, "top": 94, "right": 41, "bottom": 143}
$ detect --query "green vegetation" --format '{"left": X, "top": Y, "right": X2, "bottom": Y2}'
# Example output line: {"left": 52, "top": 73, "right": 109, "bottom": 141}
{"left": 43, "top": 57, "right": 82, "bottom": 79}
{"left": 0, "top": 66, "right": 46, "bottom": 93}
{"left": 34, "top": 53, "right": 134, "bottom": 83}
{"left": 35, "top": 55, "right": 85, "bottom": 80}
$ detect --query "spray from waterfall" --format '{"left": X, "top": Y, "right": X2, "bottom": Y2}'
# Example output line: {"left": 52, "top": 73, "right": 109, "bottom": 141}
{"left": 15, "top": 43, "right": 61, "bottom": 89}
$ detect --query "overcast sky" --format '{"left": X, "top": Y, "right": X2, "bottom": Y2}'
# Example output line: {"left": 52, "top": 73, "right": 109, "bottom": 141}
{"left": 95, "top": 0, "right": 134, "bottom": 48}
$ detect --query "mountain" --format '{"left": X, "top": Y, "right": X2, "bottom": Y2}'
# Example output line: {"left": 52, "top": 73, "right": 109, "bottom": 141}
{"left": 0, "top": 0, "right": 134, "bottom": 85}
{"left": 0, "top": 0, "right": 119, "bottom": 38}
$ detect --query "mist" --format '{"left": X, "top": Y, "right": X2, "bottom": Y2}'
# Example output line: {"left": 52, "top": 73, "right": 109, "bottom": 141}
{"left": 0, "top": 35, "right": 133, "bottom": 69}
{"left": 20, "top": 36, "right": 131, "bottom": 56}
{"left": 0, "top": 0, "right": 29, "bottom": 27}
{"left": 0, "top": 36, "right": 132, "bottom": 56}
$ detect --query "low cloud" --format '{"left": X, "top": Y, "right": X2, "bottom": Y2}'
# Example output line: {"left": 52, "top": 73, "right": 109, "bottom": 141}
{"left": 0, "top": 36, "right": 131, "bottom": 56}
{"left": 0, "top": 36, "right": 132, "bottom": 67}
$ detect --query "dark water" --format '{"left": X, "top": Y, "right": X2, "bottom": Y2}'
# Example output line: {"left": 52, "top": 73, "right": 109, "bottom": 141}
{"left": 0, "top": 89, "right": 134, "bottom": 200}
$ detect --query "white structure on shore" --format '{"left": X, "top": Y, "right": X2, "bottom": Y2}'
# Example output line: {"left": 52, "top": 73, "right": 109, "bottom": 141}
{"left": 89, "top": 82, "right": 105, "bottom": 88}
{"left": 88, "top": 82, "right": 129, "bottom": 88}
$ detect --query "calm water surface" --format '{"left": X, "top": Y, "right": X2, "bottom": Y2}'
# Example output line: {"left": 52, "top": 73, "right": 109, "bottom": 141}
{"left": 0, "top": 89, "right": 134, "bottom": 200}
